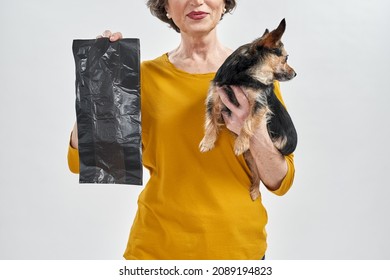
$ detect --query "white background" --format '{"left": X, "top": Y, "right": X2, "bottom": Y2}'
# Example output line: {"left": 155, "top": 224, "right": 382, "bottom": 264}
{"left": 0, "top": 0, "right": 389, "bottom": 260}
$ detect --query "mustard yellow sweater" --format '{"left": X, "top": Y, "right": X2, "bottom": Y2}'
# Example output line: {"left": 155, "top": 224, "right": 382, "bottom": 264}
{"left": 68, "top": 54, "right": 295, "bottom": 259}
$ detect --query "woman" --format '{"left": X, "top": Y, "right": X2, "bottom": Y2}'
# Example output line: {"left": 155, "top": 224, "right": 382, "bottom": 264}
{"left": 68, "top": 0, "right": 295, "bottom": 259}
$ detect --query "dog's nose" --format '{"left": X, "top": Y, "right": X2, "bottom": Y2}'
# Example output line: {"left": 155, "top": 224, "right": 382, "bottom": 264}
{"left": 293, "top": 72, "right": 297, "bottom": 77}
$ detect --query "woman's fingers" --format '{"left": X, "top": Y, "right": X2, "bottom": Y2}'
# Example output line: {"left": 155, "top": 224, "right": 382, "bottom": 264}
{"left": 218, "top": 86, "right": 249, "bottom": 117}
{"left": 102, "top": 30, "right": 112, "bottom": 38}
{"left": 96, "top": 30, "right": 123, "bottom": 41}
{"left": 230, "top": 86, "right": 249, "bottom": 111}
{"left": 218, "top": 86, "right": 251, "bottom": 135}
{"left": 217, "top": 87, "right": 233, "bottom": 110}
{"left": 109, "top": 32, "right": 123, "bottom": 41}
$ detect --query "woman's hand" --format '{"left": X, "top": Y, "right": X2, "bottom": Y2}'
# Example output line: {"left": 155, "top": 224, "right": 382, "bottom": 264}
{"left": 218, "top": 86, "right": 250, "bottom": 135}
{"left": 70, "top": 122, "right": 78, "bottom": 149}
{"left": 97, "top": 30, "right": 123, "bottom": 41}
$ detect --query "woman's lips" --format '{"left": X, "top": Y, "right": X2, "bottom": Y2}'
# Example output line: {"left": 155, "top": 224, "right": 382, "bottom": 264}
{"left": 187, "top": 11, "right": 208, "bottom": 20}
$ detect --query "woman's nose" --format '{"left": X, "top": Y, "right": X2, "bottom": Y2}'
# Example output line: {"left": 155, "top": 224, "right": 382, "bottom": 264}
{"left": 190, "top": 0, "right": 205, "bottom": 6}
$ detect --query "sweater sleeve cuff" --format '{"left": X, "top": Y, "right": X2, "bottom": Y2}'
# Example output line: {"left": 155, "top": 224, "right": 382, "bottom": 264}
{"left": 67, "top": 141, "right": 80, "bottom": 174}
{"left": 270, "top": 153, "right": 295, "bottom": 196}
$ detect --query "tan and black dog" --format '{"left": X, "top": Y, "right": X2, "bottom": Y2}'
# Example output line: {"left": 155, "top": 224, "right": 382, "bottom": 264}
{"left": 199, "top": 19, "right": 297, "bottom": 200}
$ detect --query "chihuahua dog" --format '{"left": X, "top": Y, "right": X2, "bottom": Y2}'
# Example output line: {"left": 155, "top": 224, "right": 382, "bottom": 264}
{"left": 199, "top": 19, "right": 297, "bottom": 200}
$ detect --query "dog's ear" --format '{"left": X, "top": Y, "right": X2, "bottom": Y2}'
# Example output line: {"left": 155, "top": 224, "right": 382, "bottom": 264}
{"left": 262, "top": 18, "right": 286, "bottom": 48}
{"left": 250, "top": 29, "right": 270, "bottom": 53}
{"left": 249, "top": 20, "right": 286, "bottom": 53}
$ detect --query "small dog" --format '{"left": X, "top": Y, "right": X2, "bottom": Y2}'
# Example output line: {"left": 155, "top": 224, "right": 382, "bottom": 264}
{"left": 199, "top": 19, "right": 297, "bottom": 200}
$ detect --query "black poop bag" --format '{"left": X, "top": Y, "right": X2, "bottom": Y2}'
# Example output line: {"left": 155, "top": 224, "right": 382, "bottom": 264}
{"left": 73, "top": 38, "right": 142, "bottom": 185}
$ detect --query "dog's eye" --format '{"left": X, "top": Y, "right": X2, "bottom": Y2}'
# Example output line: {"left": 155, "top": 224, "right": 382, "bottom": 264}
{"left": 285, "top": 55, "right": 289, "bottom": 62}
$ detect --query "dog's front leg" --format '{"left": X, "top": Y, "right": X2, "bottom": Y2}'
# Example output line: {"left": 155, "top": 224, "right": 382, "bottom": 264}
{"left": 234, "top": 116, "right": 254, "bottom": 155}
{"left": 234, "top": 89, "right": 270, "bottom": 155}
{"left": 199, "top": 85, "right": 222, "bottom": 152}
{"left": 234, "top": 106, "right": 269, "bottom": 155}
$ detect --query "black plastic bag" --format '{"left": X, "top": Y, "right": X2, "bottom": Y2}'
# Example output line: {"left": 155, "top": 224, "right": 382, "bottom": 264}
{"left": 73, "top": 38, "right": 142, "bottom": 185}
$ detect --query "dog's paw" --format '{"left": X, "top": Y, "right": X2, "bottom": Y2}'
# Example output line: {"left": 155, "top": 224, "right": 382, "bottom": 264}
{"left": 199, "top": 139, "right": 215, "bottom": 153}
{"left": 250, "top": 188, "right": 261, "bottom": 201}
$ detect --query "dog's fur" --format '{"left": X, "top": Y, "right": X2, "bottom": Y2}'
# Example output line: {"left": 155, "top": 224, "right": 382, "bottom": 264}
{"left": 199, "top": 19, "right": 297, "bottom": 200}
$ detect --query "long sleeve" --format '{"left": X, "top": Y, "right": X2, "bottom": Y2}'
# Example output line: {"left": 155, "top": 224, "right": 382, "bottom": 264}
{"left": 270, "top": 152, "right": 295, "bottom": 196}
{"left": 269, "top": 81, "right": 295, "bottom": 196}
